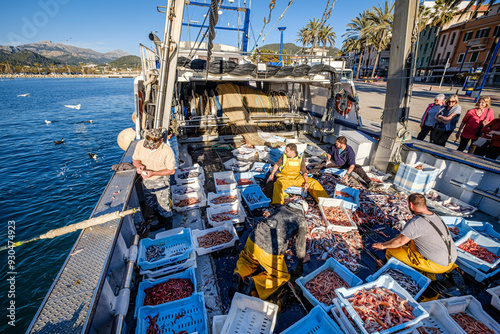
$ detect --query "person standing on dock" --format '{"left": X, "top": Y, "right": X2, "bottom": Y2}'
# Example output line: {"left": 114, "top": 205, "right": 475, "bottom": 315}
{"left": 268, "top": 143, "right": 328, "bottom": 204}
{"left": 417, "top": 94, "right": 445, "bottom": 141}
{"left": 372, "top": 193, "right": 458, "bottom": 280}
{"left": 132, "top": 129, "right": 176, "bottom": 220}
{"left": 430, "top": 95, "right": 461, "bottom": 147}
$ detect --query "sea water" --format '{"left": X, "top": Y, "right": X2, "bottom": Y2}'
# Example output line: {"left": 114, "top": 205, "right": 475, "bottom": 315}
{"left": 0, "top": 78, "right": 134, "bottom": 333}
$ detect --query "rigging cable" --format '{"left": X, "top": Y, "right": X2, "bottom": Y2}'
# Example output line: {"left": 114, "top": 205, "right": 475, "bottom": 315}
{"left": 260, "top": 0, "right": 295, "bottom": 46}
{"left": 251, "top": 0, "right": 276, "bottom": 51}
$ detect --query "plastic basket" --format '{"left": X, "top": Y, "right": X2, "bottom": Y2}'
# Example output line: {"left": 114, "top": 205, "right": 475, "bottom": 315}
{"left": 284, "top": 186, "right": 306, "bottom": 197}
{"left": 305, "top": 144, "right": 326, "bottom": 157}
{"left": 172, "top": 189, "right": 207, "bottom": 212}
{"left": 466, "top": 220, "right": 500, "bottom": 243}
{"left": 416, "top": 301, "right": 467, "bottom": 334}
{"left": 241, "top": 186, "right": 271, "bottom": 211}
{"left": 232, "top": 147, "right": 256, "bottom": 160}
{"left": 318, "top": 197, "right": 357, "bottom": 232}
{"left": 220, "top": 292, "right": 278, "bottom": 334}
{"left": 336, "top": 275, "right": 429, "bottom": 334}
{"left": 175, "top": 165, "right": 205, "bottom": 185}
{"left": 393, "top": 162, "right": 438, "bottom": 193}
{"left": 207, "top": 202, "right": 246, "bottom": 226}
{"left": 254, "top": 145, "right": 270, "bottom": 160}
{"left": 207, "top": 189, "right": 242, "bottom": 208}
{"left": 140, "top": 251, "right": 197, "bottom": 279}
{"left": 365, "top": 257, "right": 431, "bottom": 300}
{"left": 442, "top": 216, "right": 472, "bottom": 242}
{"left": 214, "top": 171, "right": 237, "bottom": 192}
{"left": 250, "top": 162, "right": 271, "bottom": 179}
{"left": 362, "top": 166, "right": 391, "bottom": 182}
{"left": 134, "top": 267, "right": 196, "bottom": 318}
{"left": 455, "top": 230, "right": 500, "bottom": 272}
{"left": 333, "top": 184, "right": 360, "bottom": 210}
{"left": 136, "top": 293, "right": 208, "bottom": 334}
{"left": 486, "top": 285, "right": 500, "bottom": 312}
{"left": 234, "top": 172, "right": 258, "bottom": 188}
{"left": 223, "top": 158, "right": 253, "bottom": 172}
{"left": 438, "top": 295, "right": 500, "bottom": 333}
{"left": 192, "top": 222, "right": 239, "bottom": 256}
{"left": 171, "top": 181, "right": 201, "bottom": 195}
{"left": 296, "top": 257, "right": 363, "bottom": 312}
{"left": 212, "top": 315, "right": 228, "bottom": 334}
{"left": 281, "top": 305, "right": 343, "bottom": 334}
{"left": 138, "top": 228, "right": 194, "bottom": 270}
{"left": 440, "top": 196, "right": 478, "bottom": 217}
{"left": 321, "top": 167, "right": 347, "bottom": 178}
{"left": 269, "top": 147, "right": 285, "bottom": 164}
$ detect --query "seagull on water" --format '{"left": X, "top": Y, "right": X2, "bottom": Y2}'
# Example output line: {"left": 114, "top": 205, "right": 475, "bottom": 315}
{"left": 17, "top": 93, "right": 30, "bottom": 97}
{"left": 45, "top": 120, "right": 52, "bottom": 124}
{"left": 64, "top": 103, "right": 81, "bottom": 110}
{"left": 89, "top": 153, "right": 98, "bottom": 161}
{"left": 54, "top": 138, "right": 65, "bottom": 144}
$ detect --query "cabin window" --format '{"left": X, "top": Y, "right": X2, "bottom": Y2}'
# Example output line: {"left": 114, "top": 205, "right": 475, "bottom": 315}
{"left": 457, "top": 53, "right": 465, "bottom": 63}
{"left": 470, "top": 51, "right": 479, "bottom": 62}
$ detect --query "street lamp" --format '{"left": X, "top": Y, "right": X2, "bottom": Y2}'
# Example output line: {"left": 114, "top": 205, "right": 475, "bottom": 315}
{"left": 278, "top": 27, "right": 286, "bottom": 66}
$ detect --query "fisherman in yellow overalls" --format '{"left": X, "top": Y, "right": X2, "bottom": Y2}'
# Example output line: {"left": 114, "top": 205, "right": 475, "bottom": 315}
{"left": 268, "top": 143, "right": 328, "bottom": 204}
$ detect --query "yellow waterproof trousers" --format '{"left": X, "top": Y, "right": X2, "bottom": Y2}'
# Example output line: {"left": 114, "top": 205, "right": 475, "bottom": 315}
{"left": 272, "top": 175, "right": 328, "bottom": 204}
{"left": 386, "top": 241, "right": 457, "bottom": 281}
{"left": 234, "top": 239, "right": 290, "bottom": 300}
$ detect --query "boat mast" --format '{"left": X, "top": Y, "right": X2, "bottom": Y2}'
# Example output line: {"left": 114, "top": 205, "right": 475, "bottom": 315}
{"left": 373, "top": 0, "right": 418, "bottom": 172}
{"left": 155, "top": 0, "right": 186, "bottom": 129}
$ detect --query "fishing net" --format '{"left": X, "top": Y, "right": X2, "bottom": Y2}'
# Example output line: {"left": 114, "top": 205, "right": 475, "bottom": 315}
{"left": 177, "top": 56, "right": 191, "bottom": 68}
{"left": 291, "top": 64, "right": 311, "bottom": 77}
{"left": 190, "top": 59, "right": 207, "bottom": 70}
{"left": 274, "top": 66, "right": 294, "bottom": 78}
{"left": 229, "top": 63, "right": 257, "bottom": 76}
{"left": 208, "top": 60, "right": 238, "bottom": 74}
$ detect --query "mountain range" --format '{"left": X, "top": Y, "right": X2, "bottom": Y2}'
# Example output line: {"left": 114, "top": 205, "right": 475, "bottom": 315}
{"left": 0, "top": 40, "right": 131, "bottom": 66}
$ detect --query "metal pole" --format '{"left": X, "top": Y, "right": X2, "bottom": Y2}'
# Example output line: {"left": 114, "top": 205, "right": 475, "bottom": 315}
{"left": 278, "top": 27, "right": 286, "bottom": 66}
{"left": 474, "top": 37, "right": 500, "bottom": 102}
{"left": 439, "top": 58, "right": 449, "bottom": 88}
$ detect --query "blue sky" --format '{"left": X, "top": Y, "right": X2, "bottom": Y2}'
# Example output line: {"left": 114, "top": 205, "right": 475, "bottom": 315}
{"left": 0, "top": 0, "right": 379, "bottom": 56}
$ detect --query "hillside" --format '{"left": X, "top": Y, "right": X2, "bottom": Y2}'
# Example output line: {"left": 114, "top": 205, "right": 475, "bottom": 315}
{"left": 0, "top": 50, "right": 61, "bottom": 67}
{"left": 259, "top": 42, "right": 340, "bottom": 56}
{"left": 108, "top": 55, "right": 141, "bottom": 68}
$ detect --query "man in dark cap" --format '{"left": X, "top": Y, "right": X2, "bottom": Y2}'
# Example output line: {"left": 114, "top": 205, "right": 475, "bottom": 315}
{"left": 132, "top": 129, "right": 176, "bottom": 219}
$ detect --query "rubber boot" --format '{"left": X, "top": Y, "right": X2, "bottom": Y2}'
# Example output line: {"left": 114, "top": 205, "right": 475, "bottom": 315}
{"left": 229, "top": 273, "right": 243, "bottom": 300}
{"left": 242, "top": 276, "right": 256, "bottom": 296}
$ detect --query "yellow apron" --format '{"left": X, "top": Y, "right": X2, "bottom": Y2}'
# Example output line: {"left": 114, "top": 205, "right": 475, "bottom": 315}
{"left": 272, "top": 153, "right": 328, "bottom": 204}
{"left": 234, "top": 239, "right": 290, "bottom": 300}
{"left": 386, "top": 241, "right": 457, "bottom": 281}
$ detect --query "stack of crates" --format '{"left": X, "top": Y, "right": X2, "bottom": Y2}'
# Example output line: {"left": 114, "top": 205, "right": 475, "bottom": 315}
{"left": 393, "top": 162, "right": 439, "bottom": 193}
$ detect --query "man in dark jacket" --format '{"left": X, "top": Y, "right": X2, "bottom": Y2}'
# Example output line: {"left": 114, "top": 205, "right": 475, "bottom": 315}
{"left": 231, "top": 200, "right": 308, "bottom": 300}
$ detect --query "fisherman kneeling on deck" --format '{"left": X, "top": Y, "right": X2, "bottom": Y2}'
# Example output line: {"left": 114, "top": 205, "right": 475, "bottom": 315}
{"left": 268, "top": 143, "right": 328, "bottom": 205}
{"left": 230, "top": 200, "right": 308, "bottom": 300}
{"left": 372, "top": 193, "right": 458, "bottom": 281}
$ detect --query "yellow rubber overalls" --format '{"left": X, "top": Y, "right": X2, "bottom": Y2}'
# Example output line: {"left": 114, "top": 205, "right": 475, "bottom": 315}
{"left": 272, "top": 153, "right": 328, "bottom": 204}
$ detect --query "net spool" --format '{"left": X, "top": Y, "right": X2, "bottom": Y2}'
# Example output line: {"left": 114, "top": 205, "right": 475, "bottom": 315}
{"left": 117, "top": 128, "right": 136, "bottom": 151}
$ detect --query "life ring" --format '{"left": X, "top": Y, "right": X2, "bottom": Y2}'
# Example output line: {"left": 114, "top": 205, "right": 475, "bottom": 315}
{"left": 138, "top": 90, "right": 144, "bottom": 119}
{"left": 335, "top": 94, "right": 352, "bottom": 116}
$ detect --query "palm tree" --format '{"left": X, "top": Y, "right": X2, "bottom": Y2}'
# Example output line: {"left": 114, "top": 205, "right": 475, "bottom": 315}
{"left": 366, "top": 1, "right": 394, "bottom": 78}
{"left": 343, "top": 10, "right": 375, "bottom": 79}
{"left": 318, "top": 24, "right": 336, "bottom": 56}
{"left": 296, "top": 18, "right": 322, "bottom": 54}
{"left": 417, "top": 5, "right": 432, "bottom": 33}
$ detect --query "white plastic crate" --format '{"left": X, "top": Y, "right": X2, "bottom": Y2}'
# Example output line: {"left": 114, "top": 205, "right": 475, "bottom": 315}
{"left": 172, "top": 189, "right": 207, "bottom": 211}
{"left": 284, "top": 186, "right": 306, "bottom": 197}
{"left": 361, "top": 166, "right": 391, "bottom": 182}
{"left": 365, "top": 257, "right": 431, "bottom": 300}
{"left": 254, "top": 145, "right": 270, "bottom": 160}
{"left": 214, "top": 171, "right": 237, "bottom": 192}
{"left": 455, "top": 230, "right": 500, "bottom": 272}
{"left": 137, "top": 228, "right": 194, "bottom": 270}
{"left": 171, "top": 181, "right": 201, "bottom": 195}
{"left": 321, "top": 167, "right": 347, "bottom": 178}
{"left": 486, "top": 286, "right": 500, "bottom": 312}
{"left": 336, "top": 275, "right": 429, "bottom": 334}
{"left": 296, "top": 257, "right": 363, "bottom": 312}
{"left": 223, "top": 158, "right": 253, "bottom": 172}
{"left": 212, "top": 315, "right": 228, "bottom": 334}
{"left": 318, "top": 197, "right": 357, "bottom": 232}
{"left": 175, "top": 164, "right": 205, "bottom": 185}
{"left": 241, "top": 186, "right": 271, "bottom": 211}
{"left": 140, "top": 251, "right": 197, "bottom": 279}
{"left": 393, "top": 162, "right": 438, "bottom": 193}
{"left": 440, "top": 196, "right": 478, "bottom": 217}
{"left": 414, "top": 301, "right": 467, "bottom": 334}
{"left": 281, "top": 305, "right": 343, "bottom": 334}
{"left": 439, "top": 295, "right": 500, "bottom": 333}
{"left": 455, "top": 256, "right": 500, "bottom": 282}
{"left": 207, "top": 203, "right": 246, "bottom": 226}
{"left": 207, "top": 189, "right": 242, "bottom": 208}
{"left": 192, "top": 222, "right": 239, "bottom": 256}
{"left": 220, "top": 293, "right": 278, "bottom": 334}
{"left": 232, "top": 147, "right": 256, "bottom": 160}
{"left": 234, "top": 172, "right": 258, "bottom": 188}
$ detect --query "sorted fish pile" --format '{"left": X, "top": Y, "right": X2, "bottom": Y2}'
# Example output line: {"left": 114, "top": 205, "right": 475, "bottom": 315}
{"left": 363, "top": 194, "right": 413, "bottom": 230}
{"left": 317, "top": 174, "right": 342, "bottom": 196}
{"left": 211, "top": 195, "right": 238, "bottom": 205}
{"left": 425, "top": 192, "right": 441, "bottom": 202}
{"left": 216, "top": 179, "right": 232, "bottom": 185}
{"left": 146, "top": 245, "right": 165, "bottom": 262}
{"left": 244, "top": 193, "right": 266, "bottom": 204}
{"left": 145, "top": 314, "right": 159, "bottom": 334}
{"left": 382, "top": 268, "right": 420, "bottom": 297}
{"left": 172, "top": 186, "right": 197, "bottom": 195}
{"left": 442, "top": 202, "right": 474, "bottom": 215}
{"left": 176, "top": 197, "right": 201, "bottom": 207}
{"left": 336, "top": 191, "right": 354, "bottom": 201}
{"left": 178, "top": 171, "right": 200, "bottom": 179}
{"left": 237, "top": 178, "right": 254, "bottom": 186}
{"left": 322, "top": 206, "right": 351, "bottom": 227}
{"left": 457, "top": 238, "right": 500, "bottom": 264}
{"left": 197, "top": 230, "right": 233, "bottom": 248}
{"left": 347, "top": 287, "right": 415, "bottom": 332}
{"left": 305, "top": 268, "right": 349, "bottom": 305}
{"left": 417, "top": 326, "right": 442, "bottom": 334}
{"left": 450, "top": 312, "right": 494, "bottom": 334}
{"left": 210, "top": 210, "right": 239, "bottom": 223}
{"left": 143, "top": 278, "right": 194, "bottom": 306}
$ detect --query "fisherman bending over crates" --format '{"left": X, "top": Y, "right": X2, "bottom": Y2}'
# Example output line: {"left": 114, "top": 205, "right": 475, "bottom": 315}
{"left": 230, "top": 200, "right": 308, "bottom": 300}
{"left": 267, "top": 143, "right": 328, "bottom": 204}
{"left": 372, "top": 193, "right": 460, "bottom": 281}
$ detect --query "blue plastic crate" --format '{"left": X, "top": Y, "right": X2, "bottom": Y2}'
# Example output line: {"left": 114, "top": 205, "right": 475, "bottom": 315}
{"left": 138, "top": 229, "right": 194, "bottom": 270}
{"left": 281, "top": 305, "right": 343, "bottom": 334}
{"left": 455, "top": 230, "right": 500, "bottom": 272}
{"left": 442, "top": 216, "right": 472, "bottom": 242}
{"left": 269, "top": 147, "right": 285, "bottom": 163}
{"left": 134, "top": 267, "right": 197, "bottom": 318}
{"left": 250, "top": 162, "right": 271, "bottom": 179}
{"left": 336, "top": 275, "right": 429, "bottom": 334}
{"left": 234, "top": 172, "right": 258, "bottom": 188}
{"left": 467, "top": 220, "right": 500, "bottom": 243}
{"left": 296, "top": 257, "right": 363, "bottom": 312}
{"left": 333, "top": 184, "right": 360, "bottom": 210}
{"left": 365, "top": 257, "right": 431, "bottom": 300}
{"left": 136, "top": 293, "right": 208, "bottom": 334}
{"left": 321, "top": 167, "right": 347, "bottom": 177}
{"left": 393, "top": 162, "right": 439, "bottom": 193}
{"left": 241, "top": 186, "right": 271, "bottom": 211}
